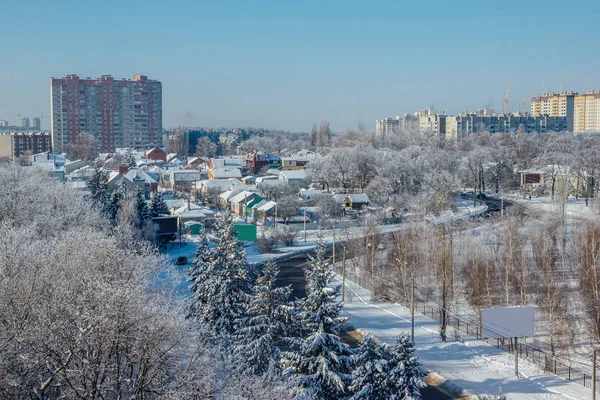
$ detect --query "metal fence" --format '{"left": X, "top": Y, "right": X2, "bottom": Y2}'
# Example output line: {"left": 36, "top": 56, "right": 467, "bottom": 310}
{"left": 332, "top": 263, "right": 600, "bottom": 394}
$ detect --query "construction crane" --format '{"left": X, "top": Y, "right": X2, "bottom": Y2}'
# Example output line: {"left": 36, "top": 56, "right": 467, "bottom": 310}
{"left": 503, "top": 84, "right": 510, "bottom": 114}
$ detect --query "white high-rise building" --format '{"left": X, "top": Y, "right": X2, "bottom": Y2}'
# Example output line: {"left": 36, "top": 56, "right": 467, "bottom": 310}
{"left": 50, "top": 74, "right": 162, "bottom": 153}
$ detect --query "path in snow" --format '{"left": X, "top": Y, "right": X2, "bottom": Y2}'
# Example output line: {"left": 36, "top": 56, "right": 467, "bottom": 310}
{"left": 335, "top": 276, "right": 594, "bottom": 400}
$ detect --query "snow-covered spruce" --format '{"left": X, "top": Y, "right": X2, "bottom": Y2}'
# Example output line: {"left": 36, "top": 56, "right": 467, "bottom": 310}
{"left": 87, "top": 159, "right": 108, "bottom": 205}
{"left": 135, "top": 188, "right": 151, "bottom": 230}
{"left": 282, "top": 238, "right": 353, "bottom": 399}
{"left": 187, "top": 229, "right": 213, "bottom": 318}
{"left": 149, "top": 191, "right": 169, "bottom": 217}
{"left": 233, "top": 258, "right": 297, "bottom": 376}
{"left": 187, "top": 212, "right": 253, "bottom": 348}
{"left": 385, "top": 334, "right": 426, "bottom": 400}
{"left": 349, "top": 334, "right": 388, "bottom": 400}
{"left": 104, "top": 182, "right": 125, "bottom": 223}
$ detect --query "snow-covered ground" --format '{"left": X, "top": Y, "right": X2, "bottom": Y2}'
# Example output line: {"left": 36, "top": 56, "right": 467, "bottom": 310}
{"left": 335, "top": 275, "right": 594, "bottom": 400}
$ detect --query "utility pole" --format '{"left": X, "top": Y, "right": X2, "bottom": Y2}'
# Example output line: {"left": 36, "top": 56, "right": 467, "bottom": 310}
{"left": 514, "top": 337, "right": 519, "bottom": 377}
{"left": 593, "top": 349, "right": 597, "bottom": 400}
{"left": 332, "top": 225, "right": 336, "bottom": 265}
{"left": 342, "top": 246, "right": 346, "bottom": 302}
{"left": 411, "top": 264, "right": 415, "bottom": 344}
{"left": 304, "top": 207, "right": 307, "bottom": 243}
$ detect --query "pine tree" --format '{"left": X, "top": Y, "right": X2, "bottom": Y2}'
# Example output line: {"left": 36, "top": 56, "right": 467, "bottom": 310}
{"left": 150, "top": 192, "right": 169, "bottom": 217}
{"left": 135, "top": 188, "right": 151, "bottom": 230}
{"left": 189, "top": 212, "right": 252, "bottom": 348}
{"left": 87, "top": 160, "right": 108, "bottom": 205}
{"left": 349, "top": 334, "right": 388, "bottom": 400}
{"left": 104, "top": 183, "right": 125, "bottom": 223}
{"left": 385, "top": 334, "right": 426, "bottom": 400}
{"left": 233, "top": 259, "right": 296, "bottom": 376}
{"left": 282, "top": 238, "right": 353, "bottom": 399}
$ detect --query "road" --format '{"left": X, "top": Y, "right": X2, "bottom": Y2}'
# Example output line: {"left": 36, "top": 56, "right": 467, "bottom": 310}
{"left": 274, "top": 253, "right": 455, "bottom": 400}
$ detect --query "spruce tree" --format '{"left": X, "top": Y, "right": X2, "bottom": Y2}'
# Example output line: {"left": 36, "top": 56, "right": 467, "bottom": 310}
{"left": 135, "top": 188, "right": 151, "bottom": 230}
{"left": 349, "top": 334, "right": 388, "bottom": 400}
{"left": 282, "top": 238, "right": 353, "bottom": 399}
{"left": 190, "top": 212, "right": 252, "bottom": 347}
{"left": 187, "top": 230, "right": 213, "bottom": 318}
{"left": 104, "top": 183, "right": 125, "bottom": 223}
{"left": 385, "top": 334, "right": 426, "bottom": 400}
{"left": 87, "top": 160, "right": 107, "bottom": 205}
{"left": 150, "top": 192, "right": 170, "bottom": 217}
{"left": 234, "top": 259, "right": 296, "bottom": 376}
{"left": 124, "top": 148, "right": 137, "bottom": 169}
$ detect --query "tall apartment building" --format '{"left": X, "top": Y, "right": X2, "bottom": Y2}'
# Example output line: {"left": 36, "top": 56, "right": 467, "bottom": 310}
{"left": 375, "top": 112, "right": 429, "bottom": 135}
{"left": 573, "top": 91, "right": 600, "bottom": 133}
{"left": 446, "top": 114, "right": 567, "bottom": 138}
{"left": 0, "top": 120, "right": 8, "bottom": 128}
{"left": 50, "top": 74, "right": 162, "bottom": 153}
{"left": 0, "top": 132, "right": 52, "bottom": 160}
{"left": 32, "top": 117, "right": 41, "bottom": 130}
{"left": 530, "top": 92, "right": 576, "bottom": 132}
{"left": 21, "top": 117, "right": 30, "bottom": 128}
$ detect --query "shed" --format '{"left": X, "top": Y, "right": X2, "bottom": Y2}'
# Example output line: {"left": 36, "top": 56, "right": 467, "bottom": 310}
{"left": 184, "top": 221, "right": 203, "bottom": 235}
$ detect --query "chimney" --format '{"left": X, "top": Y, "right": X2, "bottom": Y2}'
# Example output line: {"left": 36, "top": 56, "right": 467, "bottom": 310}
{"left": 118, "top": 164, "right": 128, "bottom": 174}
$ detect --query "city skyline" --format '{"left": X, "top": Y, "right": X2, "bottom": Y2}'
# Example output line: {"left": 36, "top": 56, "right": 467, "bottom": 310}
{"left": 1, "top": 0, "right": 599, "bottom": 132}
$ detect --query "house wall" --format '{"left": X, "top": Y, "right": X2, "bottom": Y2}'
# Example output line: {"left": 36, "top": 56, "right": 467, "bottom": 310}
{"left": 0, "top": 135, "right": 13, "bottom": 159}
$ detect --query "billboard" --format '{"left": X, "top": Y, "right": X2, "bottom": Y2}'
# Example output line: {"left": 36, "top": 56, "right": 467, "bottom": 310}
{"left": 481, "top": 306, "right": 535, "bottom": 339}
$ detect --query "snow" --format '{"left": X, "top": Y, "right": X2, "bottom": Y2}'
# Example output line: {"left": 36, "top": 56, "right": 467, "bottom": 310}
{"left": 334, "top": 275, "right": 594, "bottom": 400}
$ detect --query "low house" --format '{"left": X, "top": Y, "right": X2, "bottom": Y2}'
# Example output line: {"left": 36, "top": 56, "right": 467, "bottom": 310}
{"left": 208, "top": 167, "right": 242, "bottom": 180}
{"left": 219, "top": 188, "right": 244, "bottom": 209}
{"left": 170, "top": 170, "right": 201, "bottom": 190}
{"left": 228, "top": 191, "right": 261, "bottom": 215}
{"left": 173, "top": 203, "right": 215, "bottom": 223}
{"left": 243, "top": 196, "right": 265, "bottom": 219}
{"left": 334, "top": 193, "right": 370, "bottom": 210}
{"left": 519, "top": 166, "right": 594, "bottom": 198}
{"left": 279, "top": 169, "right": 307, "bottom": 184}
{"left": 245, "top": 150, "right": 269, "bottom": 175}
{"left": 144, "top": 147, "right": 167, "bottom": 162}
{"left": 106, "top": 167, "right": 157, "bottom": 199}
{"left": 256, "top": 200, "right": 277, "bottom": 224}
{"left": 280, "top": 156, "right": 297, "bottom": 170}
{"left": 187, "top": 157, "right": 205, "bottom": 168}
{"left": 299, "top": 188, "right": 325, "bottom": 205}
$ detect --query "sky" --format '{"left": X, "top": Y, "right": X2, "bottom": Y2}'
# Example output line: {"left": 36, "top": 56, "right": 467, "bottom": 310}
{"left": 0, "top": 0, "right": 599, "bottom": 132}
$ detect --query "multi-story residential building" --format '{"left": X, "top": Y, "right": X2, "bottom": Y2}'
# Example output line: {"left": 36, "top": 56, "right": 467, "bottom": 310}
{"left": 530, "top": 91, "right": 577, "bottom": 132}
{"left": 50, "top": 74, "right": 162, "bottom": 153}
{"left": 0, "top": 120, "right": 8, "bottom": 128}
{"left": 573, "top": 91, "right": 600, "bottom": 133}
{"left": 0, "top": 132, "right": 52, "bottom": 160}
{"left": 375, "top": 113, "right": 423, "bottom": 135}
{"left": 446, "top": 114, "right": 568, "bottom": 138}
{"left": 419, "top": 113, "right": 447, "bottom": 136}
{"left": 32, "top": 117, "right": 41, "bottom": 130}
{"left": 21, "top": 117, "right": 30, "bottom": 128}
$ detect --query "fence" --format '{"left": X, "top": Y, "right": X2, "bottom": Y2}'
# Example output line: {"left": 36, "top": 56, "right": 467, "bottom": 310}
{"left": 331, "top": 262, "right": 600, "bottom": 394}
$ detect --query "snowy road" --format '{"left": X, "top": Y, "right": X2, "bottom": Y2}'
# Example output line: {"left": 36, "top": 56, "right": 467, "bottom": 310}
{"left": 336, "top": 277, "right": 594, "bottom": 400}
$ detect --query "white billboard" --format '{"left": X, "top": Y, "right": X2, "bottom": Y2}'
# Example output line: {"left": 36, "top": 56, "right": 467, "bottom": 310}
{"left": 481, "top": 306, "right": 535, "bottom": 339}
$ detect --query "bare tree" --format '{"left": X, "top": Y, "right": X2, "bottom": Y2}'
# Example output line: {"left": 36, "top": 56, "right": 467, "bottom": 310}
{"left": 66, "top": 132, "right": 98, "bottom": 161}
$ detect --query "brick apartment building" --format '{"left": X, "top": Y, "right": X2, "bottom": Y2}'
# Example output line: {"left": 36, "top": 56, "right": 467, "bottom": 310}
{"left": 50, "top": 74, "right": 162, "bottom": 153}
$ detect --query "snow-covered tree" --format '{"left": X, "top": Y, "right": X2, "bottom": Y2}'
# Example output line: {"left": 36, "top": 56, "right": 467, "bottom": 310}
{"left": 104, "top": 182, "right": 125, "bottom": 222}
{"left": 87, "top": 160, "right": 107, "bottom": 205}
{"left": 124, "top": 148, "right": 137, "bottom": 168}
{"left": 385, "top": 334, "right": 426, "bottom": 400}
{"left": 282, "top": 238, "right": 353, "bottom": 399}
{"left": 135, "top": 188, "right": 151, "bottom": 230}
{"left": 349, "top": 334, "right": 388, "bottom": 400}
{"left": 187, "top": 230, "right": 213, "bottom": 318}
{"left": 233, "top": 259, "right": 296, "bottom": 376}
{"left": 188, "top": 212, "right": 252, "bottom": 347}
{"left": 150, "top": 191, "right": 170, "bottom": 217}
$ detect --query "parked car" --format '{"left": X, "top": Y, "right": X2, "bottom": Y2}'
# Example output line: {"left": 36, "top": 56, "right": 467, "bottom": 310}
{"left": 175, "top": 256, "right": 188, "bottom": 265}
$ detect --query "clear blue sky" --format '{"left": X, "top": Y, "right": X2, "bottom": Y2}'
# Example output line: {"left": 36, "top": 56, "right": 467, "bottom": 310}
{"left": 1, "top": 0, "right": 598, "bottom": 132}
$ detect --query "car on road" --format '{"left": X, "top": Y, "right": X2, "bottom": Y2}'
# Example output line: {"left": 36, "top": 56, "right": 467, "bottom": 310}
{"left": 175, "top": 256, "right": 188, "bottom": 265}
